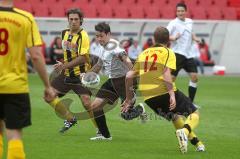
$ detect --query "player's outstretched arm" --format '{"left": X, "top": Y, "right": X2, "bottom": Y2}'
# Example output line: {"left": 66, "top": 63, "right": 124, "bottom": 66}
{"left": 54, "top": 54, "right": 88, "bottom": 74}
{"left": 28, "top": 46, "right": 56, "bottom": 102}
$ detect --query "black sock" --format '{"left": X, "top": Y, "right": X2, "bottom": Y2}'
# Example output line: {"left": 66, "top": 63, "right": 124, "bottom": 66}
{"left": 188, "top": 86, "right": 197, "bottom": 102}
{"left": 190, "top": 137, "right": 200, "bottom": 146}
{"left": 93, "top": 110, "right": 111, "bottom": 138}
{"left": 121, "top": 104, "right": 143, "bottom": 120}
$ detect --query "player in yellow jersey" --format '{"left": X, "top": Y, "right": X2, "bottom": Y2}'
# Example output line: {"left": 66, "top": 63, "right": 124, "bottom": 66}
{"left": 121, "top": 27, "right": 205, "bottom": 153}
{"left": 0, "top": 0, "right": 56, "bottom": 159}
{"left": 50, "top": 8, "right": 101, "bottom": 135}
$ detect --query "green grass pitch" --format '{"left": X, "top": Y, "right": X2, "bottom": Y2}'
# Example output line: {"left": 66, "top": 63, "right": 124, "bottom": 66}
{"left": 3, "top": 75, "right": 240, "bottom": 159}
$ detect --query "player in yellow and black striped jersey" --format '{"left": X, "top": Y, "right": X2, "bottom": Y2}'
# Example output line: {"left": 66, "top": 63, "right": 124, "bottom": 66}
{"left": 0, "top": 0, "right": 56, "bottom": 158}
{"left": 122, "top": 27, "right": 205, "bottom": 153}
{"left": 49, "top": 8, "right": 101, "bottom": 134}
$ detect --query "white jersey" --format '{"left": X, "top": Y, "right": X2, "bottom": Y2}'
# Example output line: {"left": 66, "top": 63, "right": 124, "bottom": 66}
{"left": 98, "top": 38, "right": 129, "bottom": 78}
{"left": 190, "top": 42, "right": 200, "bottom": 58}
{"left": 167, "top": 17, "right": 193, "bottom": 58}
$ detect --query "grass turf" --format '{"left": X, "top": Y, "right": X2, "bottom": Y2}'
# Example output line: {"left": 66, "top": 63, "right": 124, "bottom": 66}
{"left": 3, "top": 75, "right": 240, "bottom": 159}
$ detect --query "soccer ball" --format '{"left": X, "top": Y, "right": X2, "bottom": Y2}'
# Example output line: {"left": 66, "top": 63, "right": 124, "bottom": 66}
{"left": 81, "top": 72, "right": 100, "bottom": 88}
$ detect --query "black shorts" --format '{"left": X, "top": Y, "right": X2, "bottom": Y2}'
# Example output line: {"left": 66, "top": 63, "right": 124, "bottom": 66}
{"left": 51, "top": 73, "right": 91, "bottom": 97}
{"left": 96, "top": 76, "right": 126, "bottom": 105}
{"left": 0, "top": 94, "right": 31, "bottom": 129}
{"left": 172, "top": 53, "right": 198, "bottom": 77}
{"left": 145, "top": 90, "right": 197, "bottom": 121}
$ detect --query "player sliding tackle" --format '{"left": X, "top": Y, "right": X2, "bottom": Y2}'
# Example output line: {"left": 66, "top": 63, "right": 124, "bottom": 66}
{"left": 121, "top": 26, "right": 205, "bottom": 153}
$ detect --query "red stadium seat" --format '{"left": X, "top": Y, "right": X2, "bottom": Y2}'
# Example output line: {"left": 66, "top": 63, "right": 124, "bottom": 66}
{"left": 207, "top": 7, "right": 223, "bottom": 20}
{"left": 105, "top": 0, "right": 120, "bottom": 6}
{"left": 129, "top": 6, "right": 145, "bottom": 18}
{"left": 81, "top": 6, "right": 98, "bottom": 18}
{"left": 198, "top": 0, "right": 214, "bottom": 7}
{"left": 223, "top": 7, "right": 238, "bottom": 20}
{"left": 14, "top": 2, "right": 33, "bottom": 13}
{"left": 90, "top": 0, "right": 105, "bottom": 5}
{"left": 213, "top": 0, "right": 228, "bottom": 7}
{"left": 97, "top": 5, "right": 114, "bottom": 18}
{"left": 137, "top": 0, "right": 153, "bottom": 7}
{"left": 121, "top": 0, "right": 137, "bottom": 6}
{"left": 151, "top": 0, "right": 167, "bottom": 7}
{"left": 229, "top": 0, "right": 240, "bottom": 7}
{"left": 114, "top": 6, "right": 129, "bottom": 18}
{"left": 26, "top": 0, "right": 42, "bottom": 4}
{"left": 49, "top": 4, "right": 65, "bottom": 17}
{"left": 160, "top": 6, "right": 176, "bottom": 19}
{"left": 144, "top": 6, "right": 161, "bottom": 19}
{"left": 32, "top": 4, "right": 49, "bottom": 17}
{"left": 41, "top": 0, "right": 58, "bottom": 4}
{"left": 190, "top": 7, "right": 207, "bottom": 19}
{"left": 64, "top": 2, "right": 82, "bottom": 13}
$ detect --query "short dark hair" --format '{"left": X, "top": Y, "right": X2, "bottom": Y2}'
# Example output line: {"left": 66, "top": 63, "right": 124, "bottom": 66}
{"left": 176, "top": 2, "right": 187, "bottom": 11}
{"left": 153, "top": 27, "right": 169, "bottom": 45}
{"left": 66, "top": 8, "right": 84, "bottom": 25}
{"left": 95, "top": 22, "right": 111, "bottom": 34}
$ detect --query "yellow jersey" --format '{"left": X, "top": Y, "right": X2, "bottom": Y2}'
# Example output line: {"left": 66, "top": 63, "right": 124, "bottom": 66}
{"left": 62, "top": 29, "right": 91, "bottom": 77}
{"left": 134, "top": 46, "right": 177, "bottom": 100}
{"left": 0, "top": 7, "right": 42, "bottom": 93}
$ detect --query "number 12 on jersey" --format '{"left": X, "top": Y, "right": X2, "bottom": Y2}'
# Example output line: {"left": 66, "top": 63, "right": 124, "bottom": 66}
{"left": 144, "top": 53, "right": 158, "bottom": 72}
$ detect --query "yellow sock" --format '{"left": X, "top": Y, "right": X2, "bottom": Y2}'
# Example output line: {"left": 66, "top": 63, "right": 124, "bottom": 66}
{"left": 172, "top": 116, "right": 185, "bottom": 129}
{"left": 88, "top": 111, "right": 98, "bottom": 128}
{"left": 49, "top": 98, "right": 74, "bottom": 121}
{"left": 173, "top": 116, "right": 202, "bottom": 146}
{"left": 184, "top": 112, "right": 199, "bottom": 136}
{"left": 0, "top": 135, "right": 3, "bottom": 159}
{"left": 7, "top": 140, "right": 25, "bottom": 159}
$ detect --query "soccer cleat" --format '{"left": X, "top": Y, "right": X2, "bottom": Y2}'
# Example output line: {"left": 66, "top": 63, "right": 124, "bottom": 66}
{"left": 59, "top": 117, "right": 77, "bottom": 133}
{"left": 96, "top": 129, "right": 102, "bottom": 137}
{"left": 138, "top": 103, "right": 148, "bottom": 123}
{"left": 90, "top": 135, "right": 112, "bottom": 141}
{"left": 196, "top": 144, "right": 205, "bottom": 152}
{"left": 176, "top": 129, "right": 188, "bottom": 153}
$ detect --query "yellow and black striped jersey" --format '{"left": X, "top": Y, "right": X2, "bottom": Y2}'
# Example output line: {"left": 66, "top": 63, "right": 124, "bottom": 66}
{"left": 61, "top": 29, "right": 90, "bottom": 77}
{"left": 0, "top": 7, "right": 42, "bottom": 93}
{"left": 134, "top": 46, "right": 177, "bottom": 100}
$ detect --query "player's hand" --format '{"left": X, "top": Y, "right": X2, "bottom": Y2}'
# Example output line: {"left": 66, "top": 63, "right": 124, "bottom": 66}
{"left": 169, "top": 93, "right": 176, "bottom": 111}
{"left": 121, "top": 99, "right": 132, "bottom": 113}
{"left": 44, "top": 86, "right": 56, "bottom": 102}
{"left": 54, "top": 60, "right": 65, "bottom": 74}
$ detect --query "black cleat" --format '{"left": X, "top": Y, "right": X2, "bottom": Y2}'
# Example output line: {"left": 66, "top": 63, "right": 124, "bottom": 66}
{"left": 59, "top": 117, "right": 77, "bottom": 133}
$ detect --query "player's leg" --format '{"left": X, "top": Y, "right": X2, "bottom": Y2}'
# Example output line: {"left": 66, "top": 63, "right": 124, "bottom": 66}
{"left": 172, "top": 115, "right": 204, "bottom": 151}
{"left": 6, "top": 129, "right": 25, "bottom": 159}
{"left": 48, "top": 73, "right": 74, "bottom": 120}
{"left": 89, "top": 79, "right": 116, "bottom": 140}
{"left": 0, "top": 120, "right": 4, "bottom": 159}
{"left": 112, "top": 76, "right": 147, "bottom": 122}
{"left": 188, "top": 72, "right": 198, "bottom": 102}
{"left": 174, "top": 90, "right": 204, "bottom": 153}
{"left": 90, "top": 97, "right": 112, "bottom": 140}
{"left": 0, "top": 95, "right": 4, "bottom": 158}
{"left": 79, "top": 94, "right": 99, "bottom": 134}
{"left": 4, "top": 94, "right": 31, "bottom": 159}
{"left": 185, "top": 58, "right": 198, "bottom": 102}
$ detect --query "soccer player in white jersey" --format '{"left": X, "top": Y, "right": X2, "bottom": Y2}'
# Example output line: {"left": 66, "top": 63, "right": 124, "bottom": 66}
{"left": 167, "top": 2, "right": 200, "bottom": 102}
{"left": 167, "top": 3, "right": 205, "bottom": 152}
{"left": 88, "top": 22, "right": 147, "bottom": 140}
